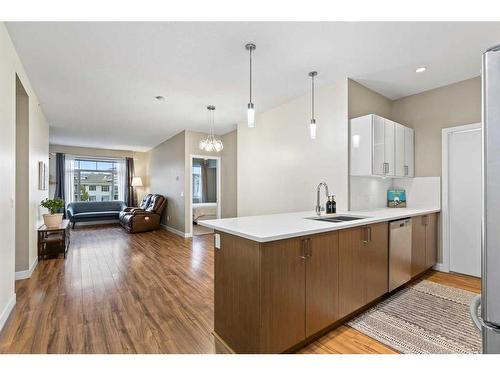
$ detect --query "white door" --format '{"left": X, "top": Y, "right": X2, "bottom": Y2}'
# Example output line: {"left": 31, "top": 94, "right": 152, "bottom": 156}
{"left": 448, "top": 128, "right": 482, "bottom": 277}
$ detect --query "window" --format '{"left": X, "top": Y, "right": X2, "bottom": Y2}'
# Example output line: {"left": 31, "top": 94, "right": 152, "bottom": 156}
{"left": 73, "top": 158, "right": 121, "bottom": 202}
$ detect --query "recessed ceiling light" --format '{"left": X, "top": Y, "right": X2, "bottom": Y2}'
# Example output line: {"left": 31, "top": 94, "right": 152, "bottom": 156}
{"left": 415, "top": 67, "right": 427, "bottom": 73}
{"left": 155, "top": 95, "right": 166, "bottom": 101}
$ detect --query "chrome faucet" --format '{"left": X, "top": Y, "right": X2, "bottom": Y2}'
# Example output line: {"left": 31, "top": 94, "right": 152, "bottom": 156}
{"left": 316, "top": 182, "right": 329, "bottom": 216}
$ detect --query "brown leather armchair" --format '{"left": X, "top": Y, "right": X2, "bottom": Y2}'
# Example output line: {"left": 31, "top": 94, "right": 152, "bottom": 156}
{"left": 119, "top": 194, "right": 167, "bottom": 233}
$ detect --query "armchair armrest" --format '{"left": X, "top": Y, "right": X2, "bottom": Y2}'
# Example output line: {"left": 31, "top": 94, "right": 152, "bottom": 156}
{"left": 122, "top": 207, "right": 135, "bottom": 213}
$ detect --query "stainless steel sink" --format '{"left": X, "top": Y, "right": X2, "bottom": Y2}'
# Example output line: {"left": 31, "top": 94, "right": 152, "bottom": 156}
{"left": 306, "top": 215, "right": 367, "bottom": 223}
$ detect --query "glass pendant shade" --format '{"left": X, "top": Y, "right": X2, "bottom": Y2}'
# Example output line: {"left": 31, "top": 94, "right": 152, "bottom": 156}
{"left": 308, "top": 71, "right": 318, "bottom": 140}
{"left": 247, "top": 103, "right": 255, "bottom": 128}
{"left": 199, "top": 105, "right": 223, "bottom": 152}
{"left": 246, "top": 43, "right": 256, "bottom": 128}
{"left": 310, "top": 119, "right": 317, "bottom": 140}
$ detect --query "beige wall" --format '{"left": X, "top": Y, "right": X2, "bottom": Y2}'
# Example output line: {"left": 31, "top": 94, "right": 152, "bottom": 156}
{"left": 184, "top": 130, "right": 238, "bottom": 229}
{"left": 0, "top": 23, "right": 49, "bottom": 328}
{"left": 392, "top": 77, "right": 481, "bottom": 177}
{"left": 147, "top": 129, "right": 238, "bottom": 235}
{"left": 148, "top": 131, "right": 186, "bottom": 233}
{"left": 15, "top": 77, "right": 29, "bottom": 272}
{"left": 220, "top": 130, "right": 237, "bottom": 218}
{"left": 348, "top": 79, "right": 392, "bottom": 119}
{"left": 238, "top": 79, "right": 349, "bottom": 216}
{"left": 49, "top": 144, "right": 150, "bottom": 202}
{"left": 349, "top": 77, "right": 481, "bottom": 178}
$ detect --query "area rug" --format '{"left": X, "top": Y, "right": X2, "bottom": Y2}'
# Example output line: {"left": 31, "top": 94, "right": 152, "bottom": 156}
{"left": 347, "top": 280, "right": 481, "bottom": 354}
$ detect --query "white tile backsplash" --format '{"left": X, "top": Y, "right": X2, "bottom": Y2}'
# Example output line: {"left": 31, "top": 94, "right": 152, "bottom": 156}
{"left": 350, "top": 176, "right": 441, "bottom": 210}
{"left": 350, "top": 177, "right": 393, "bottom": 210}
{"left": 393, "top": 177, "right": 441, "bottom": 209}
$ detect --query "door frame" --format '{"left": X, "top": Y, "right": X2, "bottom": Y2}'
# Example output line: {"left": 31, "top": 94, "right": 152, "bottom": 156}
{"left": 441, "top": 123, "right": 481, "bottom": 274}
{"left": 188, "top": 154, "right": 222, "bottom": 237}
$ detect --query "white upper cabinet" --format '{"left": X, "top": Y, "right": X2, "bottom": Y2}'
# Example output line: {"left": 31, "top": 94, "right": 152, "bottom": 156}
{"left": 403, "top": 127, "right": 414, "bottom": 177}
{"left": 350, "top": 114, "right": 414, "bottom": 178}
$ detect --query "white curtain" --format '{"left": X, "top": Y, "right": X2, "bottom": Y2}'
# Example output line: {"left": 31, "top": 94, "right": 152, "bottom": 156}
{"left": 117, "top": 158, "right": 126, "bottom": 202}
{"left": 64, "top": 155, "right": 75, "bottom": 205}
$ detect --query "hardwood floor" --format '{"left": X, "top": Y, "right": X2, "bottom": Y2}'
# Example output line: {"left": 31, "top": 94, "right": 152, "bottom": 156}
{"left": 0, "top": 225, "right": 481, "bottom": 354}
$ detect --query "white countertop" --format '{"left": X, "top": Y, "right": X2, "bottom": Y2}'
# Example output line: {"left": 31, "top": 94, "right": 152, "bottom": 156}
{"left": 199, "top": 207, "right": 440, "bottom": 242}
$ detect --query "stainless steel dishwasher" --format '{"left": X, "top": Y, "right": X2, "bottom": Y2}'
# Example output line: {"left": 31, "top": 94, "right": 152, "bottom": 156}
{"left": 389, "top": 218, "right": 412, "bottom": 291}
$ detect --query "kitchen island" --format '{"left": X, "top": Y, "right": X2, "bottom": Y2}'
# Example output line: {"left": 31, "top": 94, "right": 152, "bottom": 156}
{"left": 201, "top": 208, "right": 440, "bottom": 353}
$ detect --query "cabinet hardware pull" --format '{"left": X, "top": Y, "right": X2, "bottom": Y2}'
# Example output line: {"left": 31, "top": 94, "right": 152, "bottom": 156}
{"left": 423, "top": 215, "right": 428, "bottom": 226}
{"left": 300, "top": 239, "right": 307, "bottom": 259}
{"left": 362, "top": 227, "right": 369, "bottom": 243}
{"left": 404, "top": 165, "right": 408, "bottom": 176}
{"left": 383, "top": 162, "right": 390, "bottom": 174}
{"left": 368, "top": 226, "right": 372, "bottom": 242}
{"left": 307, "top": 238, "right": 312, "bottom": 258}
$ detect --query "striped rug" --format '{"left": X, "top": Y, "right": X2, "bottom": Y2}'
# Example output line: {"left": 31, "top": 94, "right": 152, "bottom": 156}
{"left": 347, "top": 280, "right": 481, "bottom": 354}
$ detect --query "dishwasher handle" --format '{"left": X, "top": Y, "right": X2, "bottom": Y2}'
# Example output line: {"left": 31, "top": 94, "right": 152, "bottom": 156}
{"left": 390, "top": 218, "right": 412, "bottom": 229}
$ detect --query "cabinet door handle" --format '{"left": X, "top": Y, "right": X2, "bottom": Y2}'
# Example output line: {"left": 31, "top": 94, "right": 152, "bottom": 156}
{"left": 367, "top": 226, "right": 372, "bottom": 242}
{"left": 404, "top": 165, "right": 408, "bottom": 176}
{"left": 423, "top": 215, "right": 428, "bottom": 226}
{"left": 307, "top": 238, "right": 312, "bottom": 258}
{"left": 363, "top": 227, "right": 369, "bottom": 243}
{"left": 300, "top": 239, "right": 307, "bottom": 260}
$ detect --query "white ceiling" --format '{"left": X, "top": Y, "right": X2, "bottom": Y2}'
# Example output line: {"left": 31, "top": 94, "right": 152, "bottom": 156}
{"left": 6, "top": 22, "right": 500, "bottom": 151}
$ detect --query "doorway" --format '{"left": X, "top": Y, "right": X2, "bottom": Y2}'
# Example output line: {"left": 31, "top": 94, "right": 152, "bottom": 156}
{"left": 442, "top": 123, "right": 482, "bottom": 277}
{"left": 15, "top": 75, "right": 30, "bottom": 274}
{"left": 188, "top": 155, "right": 221, "bottom": 236}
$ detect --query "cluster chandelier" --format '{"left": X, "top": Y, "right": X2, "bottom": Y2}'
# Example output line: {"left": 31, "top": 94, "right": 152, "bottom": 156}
{"left": 199, "top": 105, "right": 223, "bottom": 152}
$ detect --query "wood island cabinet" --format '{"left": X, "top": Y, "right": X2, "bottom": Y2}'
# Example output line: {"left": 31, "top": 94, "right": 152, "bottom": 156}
{"left": 260, "top": 232, "right": 339, "bottom": 353}
{"left": 215, "top": 230, "right": 340, "bottom": 354}
{"left": 338, "top": 222, "right": 388, "bottom": 318}
{"left": 411, "top": 213, "right": 438, "bottom": 277}
{"left": 305, "top": 233, "right": 339, "bottom": 337}
{"left": 214, "top": 215, "right": 436, "bottom": 353}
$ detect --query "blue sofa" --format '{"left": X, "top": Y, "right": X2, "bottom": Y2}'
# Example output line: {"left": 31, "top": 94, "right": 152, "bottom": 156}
{"left": 66, "top": 201, "right": 127, "bottom": 228}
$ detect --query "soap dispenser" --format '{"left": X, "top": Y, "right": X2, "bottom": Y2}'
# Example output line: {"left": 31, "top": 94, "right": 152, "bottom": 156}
{"left": 326, "top": 195, "right": 336, "bottom": 214}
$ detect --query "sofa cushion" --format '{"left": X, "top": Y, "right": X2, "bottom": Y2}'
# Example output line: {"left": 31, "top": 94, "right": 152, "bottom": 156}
{"left": 67, "top": 201, "right": 126, "bottom": 214}
{"left": 74, "top": 211, "right": 121, "bottom": 218}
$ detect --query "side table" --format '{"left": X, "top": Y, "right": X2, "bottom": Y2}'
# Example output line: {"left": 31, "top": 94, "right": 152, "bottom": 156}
{"left": 37, "top": 219, "right": 70, "bottom": 260}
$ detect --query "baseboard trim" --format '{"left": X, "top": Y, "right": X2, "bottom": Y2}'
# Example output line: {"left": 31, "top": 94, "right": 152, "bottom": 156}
{"left": 0, "top": 293, "right": 16, "bottom": 332}
{"left": 15, "top": 257, "right": 38, "bottom": 280}
{"left": 161, "top": 224, "right": 190, "bottom": 238}
{"left": 433, "top": 262, "right": 449, "bottom": 273}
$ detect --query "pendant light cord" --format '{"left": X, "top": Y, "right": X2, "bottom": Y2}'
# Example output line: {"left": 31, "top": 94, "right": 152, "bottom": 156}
{"left": 311, "top": 74, "right": 315, "bottom": 120}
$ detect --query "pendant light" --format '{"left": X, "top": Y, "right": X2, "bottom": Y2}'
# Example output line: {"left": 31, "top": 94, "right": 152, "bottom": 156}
{"left": 199, "top": 105, "right": 223, "bottom": 152}
{"left": 308, "top": 71, "right": 318, "bottom": 140}
{"left": 245, "top": 43, "right": 256, "bottom": 128}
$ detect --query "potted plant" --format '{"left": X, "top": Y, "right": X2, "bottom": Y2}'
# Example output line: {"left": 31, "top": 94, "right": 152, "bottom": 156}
{"left": 40, "top": 198, "right": 65, "bottom": 227}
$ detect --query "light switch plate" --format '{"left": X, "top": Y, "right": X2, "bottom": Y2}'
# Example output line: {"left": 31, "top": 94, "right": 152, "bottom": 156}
{"left": 214, "top": 233, "right": 220, "bottom": 249}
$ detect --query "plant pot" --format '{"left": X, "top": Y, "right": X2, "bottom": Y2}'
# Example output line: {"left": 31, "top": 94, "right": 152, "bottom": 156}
{"left": 43, "top": 213, "right": 64, "bottom": 228}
